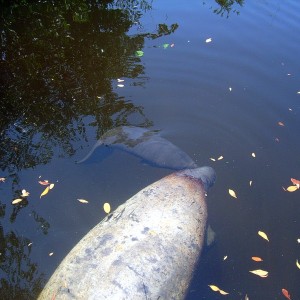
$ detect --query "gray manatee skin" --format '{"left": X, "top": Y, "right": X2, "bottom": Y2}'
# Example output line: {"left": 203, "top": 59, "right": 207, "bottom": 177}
{"left": 77, "top": 126, "right": 198, "bottom": 170}
{"left": 38, "top": 166, "right": 216, "bottom": 300}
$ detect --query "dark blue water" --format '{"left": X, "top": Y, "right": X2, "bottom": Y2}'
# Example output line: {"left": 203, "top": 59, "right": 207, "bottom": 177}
{"left": 0, "top": 0, "right": 299, "bottom": 299}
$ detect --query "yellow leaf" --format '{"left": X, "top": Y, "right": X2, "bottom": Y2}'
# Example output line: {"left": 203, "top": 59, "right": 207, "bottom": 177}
{"left": 21, "top": 189, "right": 30, "bottom": 197}
{"left": 296, "top": 259, "right": 300, "bottom": 270}
{"left": 40, "top": 186, "right": 50, "bottom": 198}
{"left": 219, "top": 290, "right": 229, "bottom": 295}
{"left": 208, "top": 285, "right": 229, "bottom": 295}
{"left": 103, "top": 202, "right": 111, "bottom": 214}
{"left": 258, "top": 231, "right": 269, "bottom": 242}
{"left": 208, "top": 285, "right": 219, "bottom": 292}
{"left": 286, "top": 185, "right": 298, "bottom": 192}
{"left": 218, "top": 156, "right": 223, "bottom": 160}
{"left": 228, "top": 189, "right": 237, "bottom": 198}
{"left": 77, "top": 199, "right": 89, "bottom": 204}
{"left": 249, "top": 269, "right": 268, "bottom": 277}
{"left": 12, "top": 198, "right": 23, "bottom": 204}
{"left": 49, "top": 183, "right": 55, "bottom": 190}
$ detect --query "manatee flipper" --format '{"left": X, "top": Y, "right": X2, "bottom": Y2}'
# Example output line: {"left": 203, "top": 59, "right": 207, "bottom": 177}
{"left": 38, "top": 166, "right": 216, "bottom": 300}
{"left": 77, "top": 126, "right": 198, "bottom": 170}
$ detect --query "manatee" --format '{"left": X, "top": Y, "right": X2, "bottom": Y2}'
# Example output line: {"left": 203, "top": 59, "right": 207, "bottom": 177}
{"left": 77, "top": 126, "right": 198, "bottom": 170}
{"left": 38, "top": 166, "right": 216, "bottom": 300}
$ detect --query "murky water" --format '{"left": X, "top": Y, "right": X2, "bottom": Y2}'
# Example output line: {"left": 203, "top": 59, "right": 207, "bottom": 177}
{"left": 1, "top": 0, "right": 299, "bottom": 299}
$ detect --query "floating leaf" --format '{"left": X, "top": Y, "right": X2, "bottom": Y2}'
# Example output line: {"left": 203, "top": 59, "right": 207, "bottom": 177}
{"left": 229, "top": 87, "right": 232, "bottom": 91}
{"left": 217, "top": 156, "right": 223, "bottom": 160}
{"left": 245, "top": 294, "right": 249, "bottom": 300}
{"left": 77, "top": 199, "right": 89, "bottom": 204}
{"left": 251, "top": 152, "right": 256, "bottom": 158}
{"left": 117, "top": 79, "right": 124, "bottom": 82}
{"left": 40, "top": 186, "right": 50, "bottom": 198}
{"left": 205, "top": 38, "right": 212, "bottom": 43}
{"left": 28, "top": 242, "right": 33, "bottom": 247}
{"left": 291, "top": 178, "right": 300, "bottom": 188}
{"left": 38, "top": 180, "right": 49, "bottom": 185}
{"left": 49, "top": 183, "right": 55, "bottom": 190}
{"left": 282, "top": 288, "right": 291, "bottom": 300}
{"left": 208, "top": 285, "right": 229, "bottom": 295}
{"left": 252, "top": 256, "right": 263, "bottom": 262}
{"left": 21, "top": 189, "right": 30, "bottom": 197}
{"left": 228, "top": 189, "right": 237, "bottom": 199}
{"left": 296, "top": 259, "right": 300, "bottom": 270}
{"left": 297, "top": 239, "right": 300, "bottom": 244}
{"left": 249, "top": 269, "right": 268, "bottom": 277}
{"left": 162, "top": 43, "right": 169, "bottom": 49}
{"left": 0, "top": 177, "right": 5, "bottom": 182}
{"left": 49, "top": 252, "right": 54, "bottom": 256}
{"left": 117, "top": 84, "right": 124, "bottom": 88}
{"left": 249, "top": 180, "right": 253, "bottom": 186}
{"left": 223, "top": 256, "right": 228, "bottom": 261}
{"left": 209, "top": 157, "right": 216, "bottom": 161}
{"left": 278, "top": 121, "right": 285, "bottom": 126}
{"left": 258, "top": 231, "right": 269, "bottom": 242}
{"left": 12, "top": 198, "right": 23, "bottom": 205}
{"left": 103, "top": 202, "right": 111, "bottom": 214}
{"left": 286, "top": 185, "right": 298, "bottom": 192}
{"left": 135, "top": 50, "right": 144, "bottom": 57}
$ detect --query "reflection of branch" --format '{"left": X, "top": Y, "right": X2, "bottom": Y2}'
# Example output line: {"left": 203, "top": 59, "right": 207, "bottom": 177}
{"left": 0, "top": 228, "right": 45, "bottom": 300}
{"left": 213, "top": 0, "right": 244, "bottom": 17}
{"left": 31, "top": 210, "right": 50, "bottom": 235}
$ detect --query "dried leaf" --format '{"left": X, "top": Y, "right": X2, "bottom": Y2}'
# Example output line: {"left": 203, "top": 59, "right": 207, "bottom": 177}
{"left": 0, "top": 177, "right": 5, "bottom": 182}
{"left": 208, "top": 285, "right": 229, "bottom": 295}
{"left": 117, "top": 79, "right": 124, "bottom": 82}
{"left": 291, "top": 178, "right": 300, "bottom": 188}
{"left": 282, "top": 288, "right": 291, "bottom": 300}
{"left": 258, "top": 231, "right": 269, "bottom": 242}
{"left": 249, "top": 269, "right": 268, "bottom": 277}
{"left": 228, "top": 189, "right": 237, "bottom": 199}
{"left": 286, "top": 185, "right": 298, "bottom": 192}
{"left": 249, "top": 180, "right": 252, "bottom": 186}
{"left": 28, "top": 242, "right": 33, "bottom": 247}
{"left": 205, "top": 38, "right": 212, "bottom": 43}
{"left": 21, "top": 189, "right": 30, "bottom": 197}
{"left": 49, "top": 183, "right": 55, "bottom": 190}
{"left": 217, "top": 156, "right": 223, "bottom": 160}
{"left": 209, "top": 157, "right": 216, "bottom": 161}
{"left": 49, "top": 252, "right": 54, "bottom": 256}
{"left": 278, "top": 121, "right": 285, "bottom": 126}
{"left": 103, "top": 202, "right": 111, "bottom": 214}
{"left": 297, "top": 239, "right": 300, "bottom": 244}
{"left": 251, "top": 152, "right": 256, "bottom": 158}
{"left": 40, "top": 186, "right": 50, "bottom": 198}
{"left": 296, "top": 259, "right": 300, "bottom": 270}
{"left": 117, "top": 84, "right": 124, "bottom": 88}
{"left": 223, "top": 256, "right": 228, "bottom": 261}
{"left": 252, "top": 256, "right": 263, "bottom": 262}
{"left": 12, "top": 198, "right": 23, "bottom": 204}
{"left": 77, "top": 199, "right": 89, "bottom": 204}
{"left": 38, "top": 180, "right": 49, "bottom": 185}
{"left": 245, "top": 294, "right": 249, "bottom": 300}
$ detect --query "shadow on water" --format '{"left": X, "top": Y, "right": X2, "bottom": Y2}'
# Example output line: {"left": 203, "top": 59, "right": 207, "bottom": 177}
{"left": 0, "top": 0, "right": 248, "bottom": 298}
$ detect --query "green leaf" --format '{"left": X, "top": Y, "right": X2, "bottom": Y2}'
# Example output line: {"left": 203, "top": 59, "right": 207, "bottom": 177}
{"left": 162, "top": 43, "right": 169, "bottom": 49}
{"left": 135, "top": 50, "right": 144, "bottom": 57}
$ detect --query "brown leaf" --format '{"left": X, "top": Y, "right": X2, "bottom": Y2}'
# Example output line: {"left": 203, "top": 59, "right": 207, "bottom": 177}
{"left": 251, "top": 256, "right": 263, "bottom": 262}
{"left": 282, "top": 288, "right": 291, "bottom": 300}
{"left": 38, "top": 180, "right": 49, "bottom": 185}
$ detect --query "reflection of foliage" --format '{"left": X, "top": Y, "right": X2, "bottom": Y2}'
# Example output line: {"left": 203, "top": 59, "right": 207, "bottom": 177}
{"left": 0, "top": 0, "right": 178, "bottom": 177}
{"left": 31, "top": 210, "right": 50, "bottom": 235}
{"left": 0, "top": 227, "right": 45, "bottom": 300}
{"left": 212, "top": 0, "right": 244, "bottom": 17}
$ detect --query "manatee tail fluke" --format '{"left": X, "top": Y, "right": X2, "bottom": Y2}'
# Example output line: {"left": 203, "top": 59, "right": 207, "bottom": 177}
{"left": 178, "top": 166, "right": 216, "bottom": 191}
{"left": 76, "top": 140, "right": 104, "bottom": 164}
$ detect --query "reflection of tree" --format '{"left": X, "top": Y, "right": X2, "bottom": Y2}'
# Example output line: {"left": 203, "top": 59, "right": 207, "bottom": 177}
{"left": 0, "top": 0, "right": 178, "bottom": 177}
{"left": 210, "top": 0, "right": 244, "bottom": 17}
{"left": 0, "top": 226, "right": 45, "bottom": 300}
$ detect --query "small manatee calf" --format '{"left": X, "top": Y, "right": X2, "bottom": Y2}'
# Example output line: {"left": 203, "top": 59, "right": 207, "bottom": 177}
{"left": 38, "top": 166, "right": 216, "bottom": 300}
{"left": 77, "top": 126, "right": 198, "bottom": 170}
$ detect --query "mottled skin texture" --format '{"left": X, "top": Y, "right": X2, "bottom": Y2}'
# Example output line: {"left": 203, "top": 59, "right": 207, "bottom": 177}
{"left": 77, "top": 126, "right": 198, "bottom": 170}
{"left": 38, "top": 167, "right": 215, "bottom": 300}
